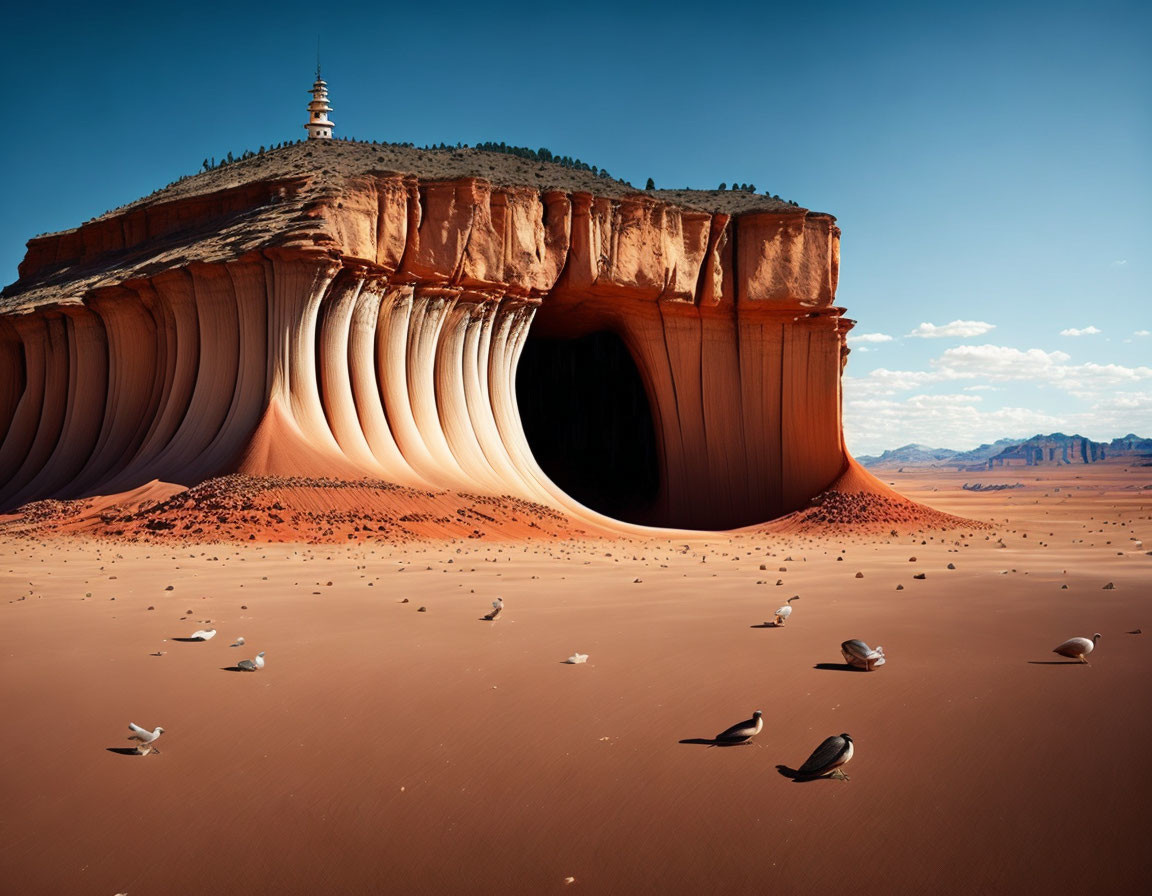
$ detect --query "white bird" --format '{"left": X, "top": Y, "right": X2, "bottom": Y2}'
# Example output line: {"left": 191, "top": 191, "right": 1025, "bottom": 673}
{"left": 1053, "top": 633, "right": 1101, "bottom": 663}
{"left": 189, "top": 628, "right": 216, "bottom": 641}
{"left": 127, "top": 722, "right": 164, "bottom": 754}
{"left": 773, "top": 596, "right": 800, "bottom": 626}
{"left": 715, "top": 710, "right": 763, "bottom": 745}
{"left": 565, "top": 652, "right": 588, "bottom": 664}
{"left": 236, "top": 651, "right": 265, "bottom": 672}
{"left": 483, "top": 598, "right": 503, "bottom": 620}
{"left": 841, "top": 639, "right": 886, "bottom": 671}
{"left": 230, "top": 637, "right": 245, "bottom": 647}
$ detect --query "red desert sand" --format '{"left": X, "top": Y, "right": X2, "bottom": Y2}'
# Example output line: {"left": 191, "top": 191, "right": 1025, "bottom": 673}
{"left": 1, "top": 464, "right": 1149, "bottom": 894}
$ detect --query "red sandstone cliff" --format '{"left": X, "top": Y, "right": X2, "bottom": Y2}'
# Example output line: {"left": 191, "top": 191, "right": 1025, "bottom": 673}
{"left": 0, "top": 141, "right": 856, "bottom": 532}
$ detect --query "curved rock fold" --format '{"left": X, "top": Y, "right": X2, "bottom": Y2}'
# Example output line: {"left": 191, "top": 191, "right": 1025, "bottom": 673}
{"left": 0, "top": 144, "right": 864, "bottom": 532}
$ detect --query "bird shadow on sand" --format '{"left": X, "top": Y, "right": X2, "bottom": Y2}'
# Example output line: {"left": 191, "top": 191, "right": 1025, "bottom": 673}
{"left": 1026, "top": 660, "right": 1085, "bottom": 665}
{"left": 775, "top": 765, "right": 839, "bottom": 782}
{"left": 105, "top": 747, "right": 142, "bottom": 756}
{"left": 171, "top": 637, "right": 207, "bottom": 642}
{"left": 678, "top": 738, "right": 756, "bottom": 747}
{"left": 813, "top": 663, "right": 860, "bottom": 672}
{"left": 750, "top": 623, "right": 782, "bottom": 629}
{"left": 219, "top": 665, "right": 248, "bottom": 672}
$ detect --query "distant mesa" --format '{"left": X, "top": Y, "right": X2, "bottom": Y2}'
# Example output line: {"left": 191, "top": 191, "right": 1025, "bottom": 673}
{"left": 0, "top": 130, "right": 966, "bottom": 538}
{"left": 857, "top": 433, "right": 1152, "bottom": 471}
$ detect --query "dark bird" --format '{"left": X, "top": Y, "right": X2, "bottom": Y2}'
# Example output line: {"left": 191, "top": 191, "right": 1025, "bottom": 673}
{"left": 714, "top": 710, "right": 763, "bottom": 745}
{"left": 483, "top": 598, "right": 503, "bottom": 620}
{"left": 778, "top": 733, "right": 854, "bottom": 780}
{"left": 841, "top": 639, "right": 886, "bottom": 671}
{"left": 236, "top": 651, "right": 266, "bottom": 672}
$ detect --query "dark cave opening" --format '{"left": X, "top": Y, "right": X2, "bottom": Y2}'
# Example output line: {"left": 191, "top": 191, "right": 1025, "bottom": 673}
{"left": 516, "top": 328, "right": 660, "bottom": 524}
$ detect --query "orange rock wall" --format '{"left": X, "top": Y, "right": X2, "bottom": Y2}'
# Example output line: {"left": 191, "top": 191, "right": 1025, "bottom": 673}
{"left": 0, "top": 176, "right": 849, "bottom": 529}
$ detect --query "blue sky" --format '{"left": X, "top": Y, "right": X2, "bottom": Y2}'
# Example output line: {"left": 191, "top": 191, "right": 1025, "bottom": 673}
{"left": 1, "top": 0, "right": 1148, "bottom": 454}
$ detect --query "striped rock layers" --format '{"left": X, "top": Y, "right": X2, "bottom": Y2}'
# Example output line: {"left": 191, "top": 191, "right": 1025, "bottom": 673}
{"left": 0, "top": 169, "right": 850, "bottom": 530}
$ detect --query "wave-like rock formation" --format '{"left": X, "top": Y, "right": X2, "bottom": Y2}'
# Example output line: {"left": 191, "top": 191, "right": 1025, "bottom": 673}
{"left": 0, "top": 141, "right": 865, "bottom": 533}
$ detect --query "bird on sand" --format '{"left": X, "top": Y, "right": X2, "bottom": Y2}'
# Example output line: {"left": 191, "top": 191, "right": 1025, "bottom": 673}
{"left": 128, "top": 722, "right": 164, "bottom": 755}
{"left": 483, "top": 598, "right": 503, "bottom": 620}
{"left": 565, "top": 652, "right": 588, "bottom": 664}
{"left": 772, "top": 596, "right": 800, "bottom": 626}
{"left": 236, "top": 651, "right": 265, "bottom": 672}
{"left": 230, "top": 636, "right": 245, "bottom": 647}
{"left": 780, "top": 733, "right": 854, "bottom": 780}
{"left": 841, "top": 639, "right": 886, "bottom": 671}
{"left": 715, "top": 710, "right": 763, "bottom": 745}
{"left": 1053, "top": 633, "right": 1101, "bottom": 663}
{"left": 189, "top": 628, "right": 216, "bottom": 641}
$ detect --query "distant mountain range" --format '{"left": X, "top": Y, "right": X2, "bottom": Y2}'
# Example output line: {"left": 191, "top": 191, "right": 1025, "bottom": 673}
{"left": 857, "top": 433, "right": 1152, "bottom": 470}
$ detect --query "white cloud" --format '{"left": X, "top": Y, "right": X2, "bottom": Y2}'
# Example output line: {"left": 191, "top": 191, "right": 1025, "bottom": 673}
{"left": 843, "top": 368, "right": 940, "bottom": 397}
{"left": 843, "top": 395, "right": 1064, "bottom": 456}
{"left": 931, "top": 345, "right": 1071, "bottom": 381}
{"left": 1060, "top": 326, "right": 1102, "bottom": 336}
{"left": 1055, "top": 362, "right": 1152, "bottom": 393}
{"left": 904, "top": 393, "right": 983, "bottom": 407}
{"left": 1134, "top": 330, "right": 1150, "bottom": 337}
{"left": 848, "top": 332, "right": 893, "bottom": 344}
{"left": 843, "top": 390, "right": 1152, "bottom": 457}
{"left": 843, "top": 345, "right": 1152, "bottom": 454}
{"left": 1112, "top": 259, "right": 1128, "bottom": 266}
{"left": 849, "top": 346, "right": 1152, "bottom": 394}
{"left": 905, "top": 320, "right": 996, "bottom": 339}
{"left": 1091, "top": 391, "right": 1152, "bottom": 411}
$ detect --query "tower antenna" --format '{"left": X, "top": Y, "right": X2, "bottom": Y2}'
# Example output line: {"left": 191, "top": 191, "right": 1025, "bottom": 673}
{"left": 316, "top": 36, "right": 321, "bottom": 79}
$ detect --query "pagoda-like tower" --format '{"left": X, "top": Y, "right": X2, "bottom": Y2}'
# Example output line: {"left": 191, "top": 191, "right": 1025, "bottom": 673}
{"left": 304, "top": 69, "right": 334, "bottom": 140}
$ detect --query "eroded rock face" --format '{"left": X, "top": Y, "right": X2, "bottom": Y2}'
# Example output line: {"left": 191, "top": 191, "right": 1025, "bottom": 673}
{"left": 0, "top": 146, "right": 851, "bottom": 530}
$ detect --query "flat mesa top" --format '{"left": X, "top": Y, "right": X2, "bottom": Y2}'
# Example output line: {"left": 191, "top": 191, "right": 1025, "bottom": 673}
{"left": 2, "top": 140, "right": 828, "bottom": 313}
{"left": 94, "top": 139, "right": 812, "bottom": 223}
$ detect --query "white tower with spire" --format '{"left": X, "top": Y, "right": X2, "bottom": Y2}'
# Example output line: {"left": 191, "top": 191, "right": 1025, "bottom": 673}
{"left": 304, "top": 66, "right": 334, "bottom": 140}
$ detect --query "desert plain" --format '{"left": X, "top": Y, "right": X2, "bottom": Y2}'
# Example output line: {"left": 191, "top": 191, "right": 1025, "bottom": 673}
{"left": 1, "top": 463, "right": 1149, "bottom": 895}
